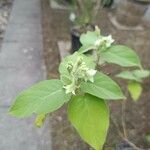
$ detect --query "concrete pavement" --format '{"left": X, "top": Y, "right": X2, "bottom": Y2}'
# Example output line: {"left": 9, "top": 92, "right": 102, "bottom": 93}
{"left": 0, "top": 0, "right": 51, "bottom": 149}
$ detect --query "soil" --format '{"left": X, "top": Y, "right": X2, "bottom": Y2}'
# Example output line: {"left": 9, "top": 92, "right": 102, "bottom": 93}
{"left": 41, "top": 0, "right": 150, "bottom": 149}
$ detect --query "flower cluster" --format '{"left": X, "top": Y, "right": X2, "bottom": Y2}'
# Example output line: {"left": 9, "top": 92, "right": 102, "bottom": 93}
{"left": 63, "top": 57, "right": 97, "bottom": 95}
{"left": 95, "top": 35, "right": 114, "bottom": 49}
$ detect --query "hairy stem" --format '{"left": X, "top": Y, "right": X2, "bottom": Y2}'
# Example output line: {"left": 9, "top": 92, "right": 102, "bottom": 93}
{"left": 121, "top": 100, "right": 128, "bottom": 139}
{"left": 92, "top": 0, "right": 101, "bottom": 21}
{"left": 124, "top": 138, "right": 141, "bottom": 150}
{"left": 111, "top": 115, "right": 141, "bottom": 150}
{"left": 76, "top": 0, "right": 84, "bottom": 14}
{"left": 110, "top": 115, "right": 124, "bottom": 139}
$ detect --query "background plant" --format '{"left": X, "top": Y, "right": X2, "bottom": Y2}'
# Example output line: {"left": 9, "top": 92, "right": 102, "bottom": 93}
{"left": 9, "top": 27, "right": 150, "bottom": 150}
{"left": 69, "top": 0, "right": 102, "bottom": 27}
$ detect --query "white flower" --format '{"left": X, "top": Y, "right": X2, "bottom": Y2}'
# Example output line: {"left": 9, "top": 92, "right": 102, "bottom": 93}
{"left": 95, "top": 38, "right": 103, "bottom": 47}
{"left": 69, "top": 12, "right": 76, "bottom": 22}
{"left": 94, "top": 35, "right": 114, "bottom": 48}
{"left": 86, "top": 69, "right": 97, "bottom": 82}
{"left": 103, "top": 35, "right": 114, "bottom": 48}
{"left": 63, "top": 83, "right": 76, "bottom": 95}
{"left": 63, "top": 56, "right": 97, "bottom": 95}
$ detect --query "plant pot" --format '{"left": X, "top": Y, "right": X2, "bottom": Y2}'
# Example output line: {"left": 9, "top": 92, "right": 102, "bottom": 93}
{"left": 102, "top": 0, "right": 114, "bottom": 7}
{"left": 116, "top": 142, "right": 135, "bottom": 150}
{"left": 71, "top": 28, "right": 82, "bottom": 53}
{"left": 70, "top": 25, "right": 95, "bottom": 53}
{"left": 115, "top": 0, "right": 150, "bottom": 27}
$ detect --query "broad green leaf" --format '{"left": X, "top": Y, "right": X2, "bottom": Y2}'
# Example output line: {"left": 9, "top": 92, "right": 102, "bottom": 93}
{"left": 59, "top": 52, "right": 96, "bottom": 77}
{"left": 133, "top": 70, "right": 150, "bottom": 79}
{"left": 81, "top": 72, "right": 125, "bottom": 100}
{"left": 116, "top": 70, "right": 150, "bottom": 82}
{"left": 116, "top": 71, "right": 142, "bottom": 82}
{"left": 35, "top": 114, "right": 46, "bottom": 128}
{"left": 80, "top": 31, "right": 99, "bottom": 46}
{"left": 9, "top": 80, "right": 71, "bottom": 118}
{"left": 78, "top": 45, "right": 96, "bottom": 54}
{"left": 68, "top": 94, "right": 109, "bottom": 150}
{"left": 128, "top": 81, "right": 142, "bottom": 101}
{"left": 101, "top": 45, "right": 141, "bottom": 67}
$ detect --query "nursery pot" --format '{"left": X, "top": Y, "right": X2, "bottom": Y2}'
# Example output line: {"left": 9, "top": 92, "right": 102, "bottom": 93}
{"left": 70, "top": 25, "right": 95, "bottom": 53}
{"left": 102, "top": 0, "right": 114, "bottom": 7}
{"left": 71, "top": 28, "right": 82, "bottom": 53}
{"left": 116, "top": 141, "right": 143, "bottom": 150}
{"left": 116, "top": 0, "right": 150, "bottom": 27}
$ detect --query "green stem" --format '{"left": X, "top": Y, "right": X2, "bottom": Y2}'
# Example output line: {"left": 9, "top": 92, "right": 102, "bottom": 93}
{"left": 121, "top": 100, "right": 128, "bottom": 139}
{"left": 96, "top": 50, "right": 100, "bottom": 69}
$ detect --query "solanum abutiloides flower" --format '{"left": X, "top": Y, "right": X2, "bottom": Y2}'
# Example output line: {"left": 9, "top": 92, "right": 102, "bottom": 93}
{"left": 63, "top": 81, "right": 76, "bottom": 95}
{"left": 95, "top": 35, "right": 114, "bottom": 48}
{"left": 69, "top": 12, "right": 76, "bottom": 22}
{"left": 63, "top": 57, "right": 97, "bottom": 95}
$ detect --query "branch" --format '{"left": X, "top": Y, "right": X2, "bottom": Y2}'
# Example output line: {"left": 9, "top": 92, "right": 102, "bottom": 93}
{"left": 76, "top": 0, "right": 84, "bottom": 13}
{"left": 121, "top": 100, "right": 128, "bottom": 139}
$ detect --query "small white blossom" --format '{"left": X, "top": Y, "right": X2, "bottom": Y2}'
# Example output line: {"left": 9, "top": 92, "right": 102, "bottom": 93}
{"left": 86, "top": 69, "right": 97, "bottom": 82}
{"left": 63, "top": 83, "right": 76, "bottom": 95}
{"left": 95, "top": 38, "right": 103, "bottom": 47}
{"left": 63, "top": 57, "right": 97, "bottom": 95}
{"left": 95, "top": 35, "right": 114, "bottom": 48}
{"left": 103, "top": 35, "right": 114, "bottom": 48}
{"left": 69, "top": 12, "right": 76, "bottom": 22}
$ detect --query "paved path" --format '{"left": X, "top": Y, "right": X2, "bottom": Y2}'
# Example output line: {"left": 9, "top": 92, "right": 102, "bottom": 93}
{"left": 0, "top": 0, "right": 51, "bottom": 149}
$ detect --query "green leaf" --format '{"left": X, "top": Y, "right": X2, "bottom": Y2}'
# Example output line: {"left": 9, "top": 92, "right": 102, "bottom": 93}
{"left": 59, "top": 52, "right": 96, "bottom": 77}
{"left": 78, "top": 45, "right": 96, "bottom": 54}
{"left": 116, "top": 71, "right": 142, "bottom": 82}
{"left": 68, "top": 94, "right": 109, "bottom": 150}
{"left": 9, "top": 80, "right": 71, "bottom": 118}
{"left": 35, "top": 114, "right": 46, "bottom": 128}
{"left": 128, "top": 81, "right": 142, "bottom": 101}
{"left": 80, "top": 31, "right": 99, "bottom": 46}
{"left": 116, "top": 70, "right": 150, "bottom": 82}
{"left": 101, "top": 45, "right": 141, "bottom": 67}
{"left": 81, "top": 72, "right": 125, "bottom": 100}
{"left": 133, "top": 70, "right": 150, "bottom": 79}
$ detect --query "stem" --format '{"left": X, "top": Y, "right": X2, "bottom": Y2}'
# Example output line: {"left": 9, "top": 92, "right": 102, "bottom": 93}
{"left": 110, "top": 115, "right": 124, "bottom": 139}
{"left": 121, "top": 100, "right": 128, "bottom": 139}
{"left": 123, "top": 138, "right": 141, "bottom": 150}
{"left": 96, "top": 50, "right": 100, "bottom": 69}
{"left": 76, "top": 0, "right": 84, "bottom": 14}
{"left": 93, "top": 0, "right": 102, "bottom": 20}
{"left": 111, "top": 115, "right": 141, "bottom": 150}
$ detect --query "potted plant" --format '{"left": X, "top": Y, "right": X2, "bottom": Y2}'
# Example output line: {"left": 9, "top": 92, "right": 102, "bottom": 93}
{"left": 9, "top": 26, "right": 149, "bottom": 150}
{"left": 115, "top": 0, "right": 150, "bottom": 27}
{"left": 69, "top": 0, "right": 102, "bottom": 52}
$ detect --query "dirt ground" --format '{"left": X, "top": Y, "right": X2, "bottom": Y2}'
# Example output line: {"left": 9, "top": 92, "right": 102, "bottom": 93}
{"left": 41, "top": 0, "right": 150, "bottom": 149}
